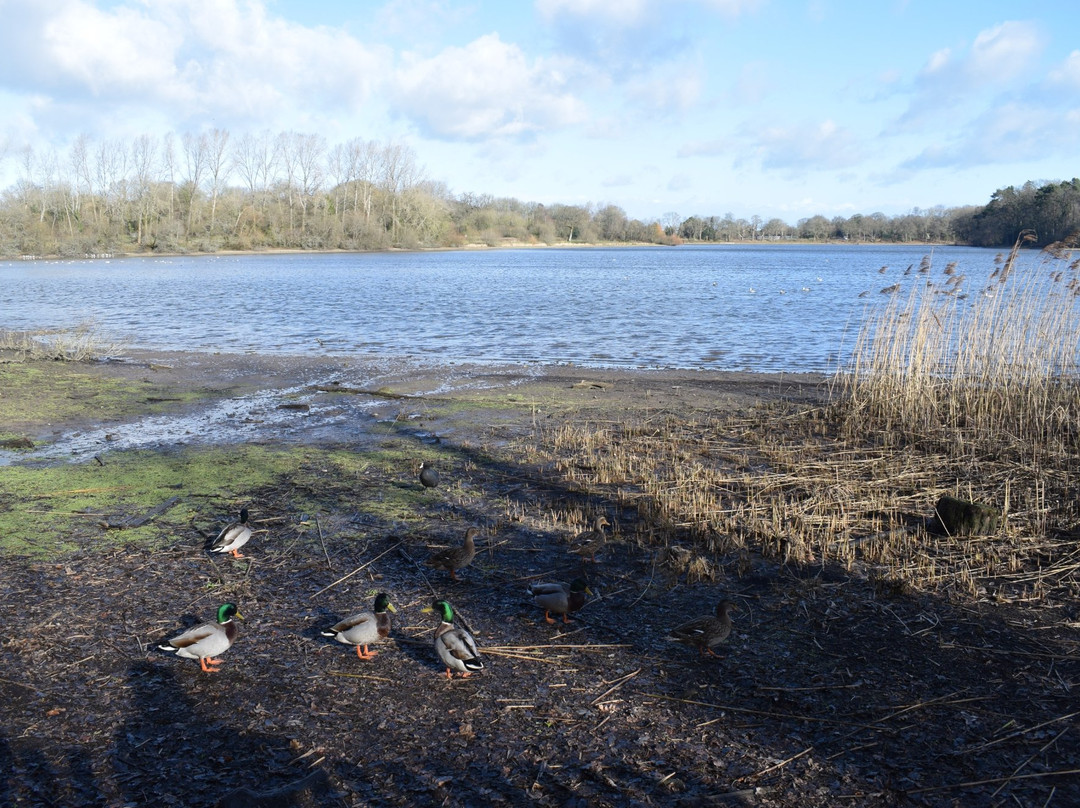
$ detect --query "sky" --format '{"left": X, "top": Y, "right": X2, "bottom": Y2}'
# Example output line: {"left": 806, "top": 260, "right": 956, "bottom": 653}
{"left": 0, "top": 0, "right": 1078, "bottom": 224}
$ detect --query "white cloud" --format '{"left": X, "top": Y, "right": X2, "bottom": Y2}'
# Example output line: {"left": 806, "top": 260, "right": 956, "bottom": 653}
{"left": 1049, "top": 50, "right": 1080, "bottom": 88}
{"left": 920, "top": 47, "right": 952, "bottom": 78}
{"left": 667, "top": 172, "right": 692, "bottom": 191}
{"left": 895, "top": 21, "right": 1046, "bottom": 133}
{"left": 375, "top": 0, "right": 469, "bottom": 39}
{"left": 535, "top": 0, "right": 761, "bottom": 79}
{"left": 394, "top": 34, "right": 588, "bottom": 140}
{"left": 0, "top": 0, "right": 389, "bottom": 134}
{"left": 740, "top": 119, "right": 863, "bottom": 172}
{"left": 627, "top": 61, "right": 704, "bottom": 113}
{"left": 911, "top": 21, "right": 1043, "bottom": 93}
{"left": 537, "top": 0, "right": 762, "bottom": 22}
{"left": 967, "top": 21, "right": 1045, "bottom": 83}
{"left": 900, "top": 99, "right": 1080, "bottom": 170}
{"left": 42, "top": 1, "right": 178, "bottom": 94}
{"left": 536, "top": 0, "right": 650, "bottom": 25}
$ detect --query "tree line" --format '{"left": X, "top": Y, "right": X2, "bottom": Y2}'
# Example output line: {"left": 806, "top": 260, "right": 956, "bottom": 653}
{"left": 1, "top": 129, "right": 1076, "bottom": 257}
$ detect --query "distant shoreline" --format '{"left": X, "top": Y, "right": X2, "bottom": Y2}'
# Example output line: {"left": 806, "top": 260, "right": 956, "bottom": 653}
{"left": 7, "top": 238, "right": 970, "bottom": 262}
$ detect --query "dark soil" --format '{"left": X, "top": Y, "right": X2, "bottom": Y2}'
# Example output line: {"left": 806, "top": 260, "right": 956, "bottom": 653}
{"left": 1, "top": 353, "right": 1077, "bottom": 807}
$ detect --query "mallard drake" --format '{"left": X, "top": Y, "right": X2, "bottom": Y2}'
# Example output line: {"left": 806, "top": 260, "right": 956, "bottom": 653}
{"left": 425, "top": 527, "right": 478, "bottom": 581}
{"left": 669, "top": 600, "right": 738, "bottom": 657}
{"left": 157, "top": 603, "right": 243, "bottom": 673}
{"left": 208, "top": 507, "right": 252, "bottom": 558}
{"left": 421, "top": 599, "right": 484, "bottom": 679}
{"left": 320, "top": 593, "right": 396, "bottom": 659}
{"left": 528, "top": 579, "right": 592, "bottom": 624}
{"left": 419, "top": 462, "right": 439, "bottom": 488}
{"left": 571, "top": 516, "right": 610, "bottom": 563}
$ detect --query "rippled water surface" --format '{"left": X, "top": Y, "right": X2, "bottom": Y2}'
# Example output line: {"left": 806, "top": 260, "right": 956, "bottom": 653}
{"left": 1, "top": 245, "right": 1010, "bottom": 372}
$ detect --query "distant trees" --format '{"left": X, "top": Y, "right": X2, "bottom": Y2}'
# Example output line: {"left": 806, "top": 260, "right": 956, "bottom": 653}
{"left": 952, "top": 179, "right": 1080, "bottom": 247}
{"left": 0, "top": 129, "right": 1076, "bottom": 257}
{"left": 668, "top": 185, "right": 1078, "bottom": 247}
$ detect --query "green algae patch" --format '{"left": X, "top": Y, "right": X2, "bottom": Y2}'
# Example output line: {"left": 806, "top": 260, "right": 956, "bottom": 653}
{"left": 0, "top": 445, "right": 300, "bottom": 559}
{"left": 0, "top": 439, "right": 466, "bottom": 559}
{"left": 0, "top": 360, "right": 210, "bottom": 435}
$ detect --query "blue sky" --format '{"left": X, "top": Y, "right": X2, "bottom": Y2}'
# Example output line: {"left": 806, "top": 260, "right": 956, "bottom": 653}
{"left": 1, "top": 0, "right": 1078, "bottom": 223}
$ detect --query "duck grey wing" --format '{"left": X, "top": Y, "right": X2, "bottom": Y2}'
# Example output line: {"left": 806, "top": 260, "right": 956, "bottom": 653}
{"left": 323, "top": 611, "right": 377, "bottom": 644}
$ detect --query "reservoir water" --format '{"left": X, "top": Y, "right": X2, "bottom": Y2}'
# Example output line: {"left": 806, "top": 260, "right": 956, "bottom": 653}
{"left": 0, "top": 244, "right": 1025, "bottom": 373}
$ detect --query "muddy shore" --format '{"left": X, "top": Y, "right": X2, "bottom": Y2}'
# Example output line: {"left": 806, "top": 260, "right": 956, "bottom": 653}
{"left": 2, "top": 349, "right": 827, "bottom": 462}
{"left": 1, "top": 351, "right": 1077, "bottom": 808}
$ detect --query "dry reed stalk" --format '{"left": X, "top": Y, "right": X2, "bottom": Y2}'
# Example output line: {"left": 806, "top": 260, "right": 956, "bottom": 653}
{"left": 481, "top": 649, "right": 563, "bottom": 664}
{"left": 640, "top": 692, "right": 875, "bottom": 729}
{"left": 903, "top": 767, "right": 1080, "bottom": 796}
{"left": 308, "top": 541, "right": 402, "bottom": 599}
{"left": 989, "top": 727, "right": 1071, "bottom": 799}
{"left": 738, "top": 745, "right": 815, "bottom": 782}
{"left": 484, "top": 644, "right": 631, "bottom": 651}
{"left": 590, "top": 669, "right": 640, "bottom": 705}
{"left": 325, "top": 671, "right": 393, "bottom": 682}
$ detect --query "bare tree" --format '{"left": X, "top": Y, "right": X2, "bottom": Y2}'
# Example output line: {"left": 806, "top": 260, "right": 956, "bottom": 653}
{"left": 205, "top": 128, "right": 231, "bottom": 235}
{"left": 231, "top": 130, "right": 276, "bottom": 235}
{"left": 161, "top": 133, "right": 177, "bottom": 224}
{"left": 275, "top": 131, "right": 300, "bottom": 237}
{"left": 661, "top": 210, "right": 681, "bottom": 236}
{"left": 181, "top": 131, "right": 208, "bottom": 236}
{"left": 94, "top": 138, "right": 129, "bottom": 230}
{"left": 130, "top": 134, "right": 158, "bottom": 245}
{"left": 380, "top": 142, "right": 423, "bottom": 243}
{"left": 350, "top": 137, "right": 380, "bottom": 225}
{"left": 69, "top": 134, "right": 96, "bottom": 225}
{"left": 293, "top": 133, "right": 325, "bottom": 235}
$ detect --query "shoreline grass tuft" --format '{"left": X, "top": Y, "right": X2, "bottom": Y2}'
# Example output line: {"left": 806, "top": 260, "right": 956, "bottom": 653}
{"left": 0, "top": 322, "right": 127, "bottom": 362}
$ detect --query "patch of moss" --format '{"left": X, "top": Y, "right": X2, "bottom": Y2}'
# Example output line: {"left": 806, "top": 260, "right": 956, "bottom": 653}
{"left": 0, "top": 435, "right": 471, "bottom": 559}
{"left": 0, "top": 445, "right": 297, "bottom": 559}
{"left": 0, "top": 361, "right": 210, "bottom": 433}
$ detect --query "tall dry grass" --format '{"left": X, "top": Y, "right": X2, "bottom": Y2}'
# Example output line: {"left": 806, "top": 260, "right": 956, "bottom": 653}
{"left": 0, "top": 322, "right": 127, "bottom": 362}
{"left": 835, "top": 232, "right": 1080, "bottom": 462}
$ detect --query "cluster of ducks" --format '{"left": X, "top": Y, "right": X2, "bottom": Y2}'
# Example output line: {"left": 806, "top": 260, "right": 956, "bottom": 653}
{"left": 157, "top": 471, "right": 740, "bottom": 677}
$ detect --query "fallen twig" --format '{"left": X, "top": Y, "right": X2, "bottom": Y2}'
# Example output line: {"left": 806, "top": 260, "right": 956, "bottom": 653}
{"left": 591, "top": 668, "right": 640, "bottom": 705}
{"left": 315, "top": 516, "right": 332, "bottom": 571}
{"left": 990, "top": 727, "right": 1070, "bottom": 799}
{"left": 738, "top": 745, "right": 815, "bottom": 783}
{"left": 104, "top": 496, "right": 181, "bottom": 529}
{"left": 905, "top": 767, "right": 1080, "bottom": 796}
{"left": 640, "top": 692, "right": 873, "bottom": 729}
{"left": 483, "top": 649, "right": 563, "bottom": 664}
{"left": 325, "top": 671, "right": 394, "bottom": 683}
{"left": 963, "top": 711, "right": 1079, "bottom": 753}
{"left": 308, "top": 541, "right": 402, "bottom": 599}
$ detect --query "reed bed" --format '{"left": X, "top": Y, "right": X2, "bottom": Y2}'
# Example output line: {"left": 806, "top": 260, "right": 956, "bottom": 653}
{"left": 0, "top": 322, "right": 127, "bottom": 361}
{"left": 519, "top": 236, "right": 1080, "bottom": 603}
{"left": 837, "top": 232, "right": 1080, "bottom": 461}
